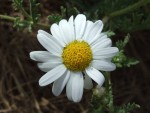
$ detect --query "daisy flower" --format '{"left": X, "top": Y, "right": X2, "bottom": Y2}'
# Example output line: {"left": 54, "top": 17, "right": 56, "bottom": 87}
{"left": 30, "top": 14, "right": 118, "bottom": 102}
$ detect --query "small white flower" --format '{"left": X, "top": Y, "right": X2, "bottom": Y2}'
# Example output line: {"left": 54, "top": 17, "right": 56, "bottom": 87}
{"left": 30, "top": 14, "right": 118, "bottom": 102}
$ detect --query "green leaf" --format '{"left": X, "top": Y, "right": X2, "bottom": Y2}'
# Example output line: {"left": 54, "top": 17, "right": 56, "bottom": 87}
{"left": 115, "top": 103, "right": 140, "bottom": 113}
{"left": 125, "top": 103, "right": 140, "bottom": 112}
{"left": 29, "top": 0, "right": 41, "bottom": 23}
{"left": 113, "top": 34, "right": 139, "bottom": 68}
{"left": 12, "top": 0, "right": 23, "bottom": 10}
{"left": 116, "top": 34, "right": 130, "bottom": 50}
{"left": 61, "top": 6, "right": 67, "bottom": 18}
{"left": 66, "top": 3, "right": 80, "bottom": 16}
{"left": 106, "top": 31, "right": 115, "bottom": 37}
{"left": 47, "top": 14, "right": 62, "bottom": 23}
{"left": 125, "top": 57, "right": 139, "bottom": 67}
{"left": 113, "top": 50, "right": 139, "bottom": 68}
{"left": 13, "top": 17, "right": 32, "bottom": 31}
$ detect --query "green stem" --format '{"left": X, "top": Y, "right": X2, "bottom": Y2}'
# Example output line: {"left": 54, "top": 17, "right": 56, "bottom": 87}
{"left": 29, "top": 0, "right": 34, "bottom": 21}
{"left": 105, "top": 72, "right": 114, "bottom": 112}
{"left": 110, "top": 0, "right": 150, "bottom": 17}
{"left": 105, "top": 72, "right": 110, "bottom": 92}
{"left": 102, "top": 0, "right": 150, "bottom": 23}
{"left": 36, "top": 23, "right": 50, "bottom": 29}
{"left": 20, "top": 6, "right": 32, "bottom": 20}
{"left": 88, "top": 72, "right": 114, "bottom": 113}
{"left": 0, "top": 14, "right": 49, "bottom": 29}
{"left": 0, "top": 14, "right": 15, "bottom": 21}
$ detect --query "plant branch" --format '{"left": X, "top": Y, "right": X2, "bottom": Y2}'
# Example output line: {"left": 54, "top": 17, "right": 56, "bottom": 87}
{"left": 102, "top": 0, "right": 150, "bottom": 23}
{"left": 13, "top": 0, "right": 32, "bottom": 20}
{"left": 0, "top": 14, "right": 49, "bottom": 29}
{"left": 19, "top": 6, "right": 32, "bottom": 20}
{"left": 36, "top": 23, "right": 50, "bottom": 29}
{"left": 0, "top": 14, "right": 16, "bottom": 21}
{"left": 29, "top": 0, "right": 33, "bottom": 20}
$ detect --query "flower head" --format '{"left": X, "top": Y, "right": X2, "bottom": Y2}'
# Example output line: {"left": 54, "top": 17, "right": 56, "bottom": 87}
{"left": 30, "top": 14, "right": 118, "bottom": 102}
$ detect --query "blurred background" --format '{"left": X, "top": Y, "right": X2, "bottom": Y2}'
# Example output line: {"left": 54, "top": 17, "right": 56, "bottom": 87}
{"left": 0, "top": 0, "right": 150, "bottom": 113}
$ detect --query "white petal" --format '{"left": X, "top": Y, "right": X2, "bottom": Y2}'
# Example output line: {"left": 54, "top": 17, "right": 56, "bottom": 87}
{"left": 39, "top": 64, "right": 66, "bottom": 86}
{"left": 90, "top": 33, "right": 107, "bottom": 46}
{"left": 66, "top": 72, "right": 73, "bottom": 101}
{"left": 85, "top": 67, "right": 105, "bottom": 86}
{"left": 93, "top": 47, "right": 119, "bottom": 59}
{"left": 72, "top": 72, "right": 83, "bottom": 102}
{"left": 74, "top": 14, "right": 86, "bottom": 40}
{"left": 92, "top": 60, "right": 116, "bottom": 71}
{"left": 92, "top": 38, "right": 112, "bottom": 52}
{"left": 38, "top": 30, "right": 63, "bottom": 48}
{"left": 37, "top": 59, "right": 62, "bottom": 72}
{"left": 68, "top": 16, "right": 74, "bottom": 25}
{"left": 29, "top": 51, "right": 51, "bottom": 62}
{"left": 82, "top": 21, "right": 94, "bottom": 40}
{"left": 86, "top": 20, "right": 103, "bottom": 44}
{"left": 66, "top": 72, "right": 83, "bottom": 102}
{"left": 38, "top": 30, "right": 51, "bottom": 39}
{"left": 59, "top": 19, "right": 74, "bottom": 43}
{"left": 84, "top": 73, "right": 93, "bottom": 89}
{"left": 37, "top": 34, "right": 62, "bottom": 56}
{"left": 52, "top": 70, "right": 70, "bottom": 96}
{"left": 50, "top": 24, "right": 66, "bottom": 47}
{"left": 68, "top": 16, "right": 76, "bottom": 40}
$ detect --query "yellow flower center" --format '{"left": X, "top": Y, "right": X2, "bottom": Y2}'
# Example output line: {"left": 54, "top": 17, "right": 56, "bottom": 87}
{"left": 62, "top": 40, "right": 93, "bottom": 71}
